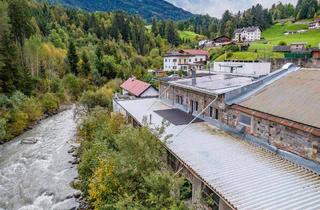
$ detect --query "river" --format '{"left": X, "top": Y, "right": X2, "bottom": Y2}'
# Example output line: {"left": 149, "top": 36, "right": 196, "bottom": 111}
{"left": 0, "top": 108, "right": 79, "bottom": 210}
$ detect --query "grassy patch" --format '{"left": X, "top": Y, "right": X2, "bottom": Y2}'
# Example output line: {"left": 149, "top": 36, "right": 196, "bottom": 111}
{"left": 258, "top": 21, "right": 320, "bottom": 47}
{"left": 215, "top": 51, "right": 284, "bottom": 61}
{"left": 179, "top": 30, "right": 205, "bottom": 41}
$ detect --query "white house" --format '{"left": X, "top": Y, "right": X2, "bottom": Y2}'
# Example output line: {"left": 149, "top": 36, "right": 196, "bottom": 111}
{"left": 163, "top": 49, "right": 209, "bottom": 72}
{"left": 234, "top": 26, "right": 261, "bottom": 42}
{"left": 309, "top": 19, "right": 320, "bottom": 29}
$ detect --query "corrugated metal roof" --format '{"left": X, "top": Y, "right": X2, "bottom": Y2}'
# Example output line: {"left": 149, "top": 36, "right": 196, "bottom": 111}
{"left": 115, "top": 98, "right": 320, "bottom": 210}
{"left": 120, "top": 77, "right": 151, "bottom": 97}
{"left": 239, "top": 68, "right": 320, "bottom": 128}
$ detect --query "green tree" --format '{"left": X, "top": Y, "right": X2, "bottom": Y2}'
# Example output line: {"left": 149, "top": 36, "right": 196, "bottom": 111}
{"left": 166, "top": 21, "right": 180, "bottom": 46}
{"left": 67, "top": 40, "right": 79, "bottom": 75}
{"left": 80, "top": 51, "right": 91, "bottom": 77}
{"left": 295, "top": 0, "right": 318, "bottom": 20}
{"left": 7, "top": 0, "right": 35, "bottom": 47}
{"left": 151, "top": 16, "right": 159, "bottom": 36}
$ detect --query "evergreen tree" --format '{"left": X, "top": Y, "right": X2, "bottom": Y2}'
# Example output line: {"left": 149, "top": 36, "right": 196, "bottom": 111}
{"left": 67, "top": 41, "right": 79, "bottom": 76}
{"left": 81, "top": 52, "right": 91, "bottom": 77}
{"left": 165, "top": 21, "right": 180, "bottom": 46}
{"left": 295, "top": 0, "right": 318, "bottom": 20}
{"left": 151, "top": 16, "right": 158, "bottom": 36}
{"left": 7, "top": 0, "right": 34, "bottom": 47}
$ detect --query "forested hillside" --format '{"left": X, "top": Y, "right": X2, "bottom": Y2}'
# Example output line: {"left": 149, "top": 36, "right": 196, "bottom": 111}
{"left": 46, "top": 0, "right": 194, "bottom": 21}
{"left": 0, "top": 0, "right": 185, "bottom": 143}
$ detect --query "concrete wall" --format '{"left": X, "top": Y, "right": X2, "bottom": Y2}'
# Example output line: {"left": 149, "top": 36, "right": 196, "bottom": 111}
{"left": 140, "top": 87, "right": 159, "bottom": 98}
{"left": 225, "top": 109, "right": 320, "bottom": 164}
{"left": 213, "top": 61, "right": 271, "bottom": 77}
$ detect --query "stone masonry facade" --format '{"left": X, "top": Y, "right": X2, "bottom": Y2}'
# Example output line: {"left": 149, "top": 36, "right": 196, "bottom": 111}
{"left": 160, "top": 81, "right": 320, "bottom": 164}
{"left": 225, "top": 108, "right": 320, "bottom": 164}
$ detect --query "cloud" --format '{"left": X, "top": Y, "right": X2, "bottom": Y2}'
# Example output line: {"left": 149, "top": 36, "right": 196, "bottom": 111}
{"left": 167, "top": 0, "right": 298, "bottom": 17}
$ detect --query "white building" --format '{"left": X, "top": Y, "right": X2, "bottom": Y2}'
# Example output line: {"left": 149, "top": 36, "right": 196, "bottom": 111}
{"left": 163, "top": 49, "right": 209, "bottom": 72}
{"left": 212, "top": 61, "right": 271, "bottom": 77}
{"left": 309, "top": 19, "right": 320, "bottom": 29}
{"left": 234, "top": 26, "right": 261, "bottom": 42}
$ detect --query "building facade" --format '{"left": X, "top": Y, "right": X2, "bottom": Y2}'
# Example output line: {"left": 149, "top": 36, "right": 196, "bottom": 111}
{"left": 234, "top": 26, "right": 261, "bottom": 42}
{"left": 163, "top": 49, "right": 208, "bottom": 72}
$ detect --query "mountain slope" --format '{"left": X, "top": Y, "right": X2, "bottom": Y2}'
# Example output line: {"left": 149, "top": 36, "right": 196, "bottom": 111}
{"left": 48, "top": 0, "right": 194, "bottom": 20}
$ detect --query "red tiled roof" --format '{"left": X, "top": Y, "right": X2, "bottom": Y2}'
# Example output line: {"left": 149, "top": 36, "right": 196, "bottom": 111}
{"left": 182, "top": 49, "right": 209, "bottom": 56}
{"left": 120, "top": 77, "right": 151, "bottom": 97}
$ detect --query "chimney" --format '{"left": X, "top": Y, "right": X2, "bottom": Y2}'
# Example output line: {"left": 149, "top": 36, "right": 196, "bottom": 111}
{"left": 191, "top": 67, "right": 197, "bottom": 86}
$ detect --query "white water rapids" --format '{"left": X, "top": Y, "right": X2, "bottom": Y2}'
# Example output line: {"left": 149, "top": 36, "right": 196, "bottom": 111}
{"left": 0, "top": 108, "right": 79, "bottom": 210}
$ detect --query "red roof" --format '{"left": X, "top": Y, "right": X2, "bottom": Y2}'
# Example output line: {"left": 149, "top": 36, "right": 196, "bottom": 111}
{"left": 120, "top": 77, "right": 151, "bottom": 97}
{"left": 182, "top": 49, "right": 209, "bottom": 56}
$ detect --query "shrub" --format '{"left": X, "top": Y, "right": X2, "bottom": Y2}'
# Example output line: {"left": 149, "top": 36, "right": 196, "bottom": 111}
{"left": 41, "top": 93, "right": 60, "bottom": 114}
{"left": 21, "top": 97, "right": 43, "bottom": 122}
{"left": 278, "top": 41, "right": 287, "bottom": 46}
{"left": 104, "top": 79, "right": 122, "bottom": 93}
{"left": 63, "top": 74, "right": 81, "bottom": 100}
{"left": 0, "top": 118, "right": 8, "bottom": 142}
{"left": 7, "top": 109, "right": 28, "bottom": 136}
{"left": 80, "top": 87, "right": 113, "bottom": 111}
{"left": 50, "top": 77, "right": 64, "bottom": 93}
{"left": 10, "top": 91, "right": 27, "bottom": 109}
{"left": 0, "top": 94, "right": 10, "bottom": 108}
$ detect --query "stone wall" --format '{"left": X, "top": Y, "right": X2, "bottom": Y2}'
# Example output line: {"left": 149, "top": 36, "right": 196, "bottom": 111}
{"left": 160, "top": 82, "right": 225, "bottom": 120}
{"left": 225, "top": 109, "right": 320, "bottom": 164}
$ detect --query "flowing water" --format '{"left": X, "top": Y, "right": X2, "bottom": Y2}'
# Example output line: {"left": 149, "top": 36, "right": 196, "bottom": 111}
{"left": 0, "top": 108, "right": 79, "bottom": 210}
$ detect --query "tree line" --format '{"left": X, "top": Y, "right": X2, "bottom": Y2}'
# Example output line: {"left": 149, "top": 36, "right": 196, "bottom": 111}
{"left": 0, "top": 0, "right": 177, "bottom": 143}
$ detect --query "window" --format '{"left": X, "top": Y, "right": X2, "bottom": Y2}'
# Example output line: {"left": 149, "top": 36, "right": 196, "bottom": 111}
{"left": 176, "top": 95, "right": 183, "bottom": 105}
{"left": 209, "top": 106, "right": 213, "bottom": 117}
{"left": 195, "top": 101, "right": 199, "bottom": 111}
{"left": 173, "top": 59, "right": 177, "bottom": 62}
{"left": 190, "top": 100, "right": 194, "bottom": 112}
{"left": 215, "top": 109, "right": 219, "bottom": 120}
{"left": 189, "top": 59, "right": 191, "bottom": 62}
{"left": 165, "top": 59, "right": 167, "bottom": 62}
{"left": 195, "top": 58, "right": 198, "bottom": 62}
{"left": 240, "top": 114, "right": 252, "bottom": 126}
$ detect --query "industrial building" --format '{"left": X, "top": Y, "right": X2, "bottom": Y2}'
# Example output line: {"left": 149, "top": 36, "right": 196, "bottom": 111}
{"left": 113, "top": 64, "right": 320, "bottom": 210}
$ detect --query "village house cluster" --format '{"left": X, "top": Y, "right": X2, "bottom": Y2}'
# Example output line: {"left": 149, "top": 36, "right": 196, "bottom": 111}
{"left": 114, "top": 62, "right": 320, "bottom": 210}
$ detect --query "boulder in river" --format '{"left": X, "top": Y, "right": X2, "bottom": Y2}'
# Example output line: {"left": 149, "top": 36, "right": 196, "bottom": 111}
{"left": 21, "top": 137, "right": 40, "bottom": 144}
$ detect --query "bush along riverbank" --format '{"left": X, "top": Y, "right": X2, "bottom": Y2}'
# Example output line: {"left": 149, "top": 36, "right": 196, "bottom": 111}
{"left": 73, "top": 86, "right": 189, "bottom": 209}
{"left": 0, "top": 74, "right": 84, "bottom": 144}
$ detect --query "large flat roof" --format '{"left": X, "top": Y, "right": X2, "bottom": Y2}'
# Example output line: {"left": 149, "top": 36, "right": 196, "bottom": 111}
{"left": 115, "top": 98, "right": 320, "bottom": 210}
{"left": 169, "top": 74, "right": 254, "bottom": 95}
{"left": 239, "top": 68, "right": 320, "bottom": 128}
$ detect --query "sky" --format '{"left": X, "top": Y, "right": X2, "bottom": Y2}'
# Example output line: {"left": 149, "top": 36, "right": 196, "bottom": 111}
{"left": 166, "top": 0, "right": 298, "bottom": 17}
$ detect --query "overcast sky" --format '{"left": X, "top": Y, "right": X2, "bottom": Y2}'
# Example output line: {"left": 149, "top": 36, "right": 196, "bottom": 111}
{"left": 166, "top": 0, "right": 298, "bottom": 17}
